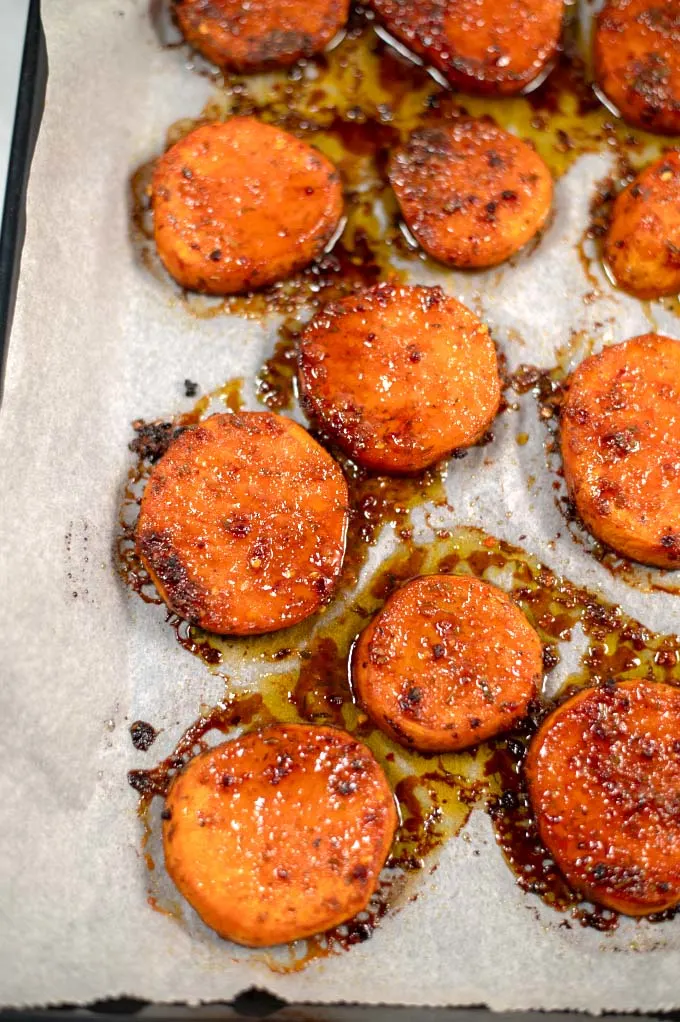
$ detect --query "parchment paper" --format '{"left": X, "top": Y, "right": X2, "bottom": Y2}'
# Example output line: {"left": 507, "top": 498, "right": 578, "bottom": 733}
{"left": 1, "top": 0, "right": 680, "bottom": 1009}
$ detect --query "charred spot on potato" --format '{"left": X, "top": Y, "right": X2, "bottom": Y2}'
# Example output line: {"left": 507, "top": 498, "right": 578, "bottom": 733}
{"left": 398, "top": 686, "right": 424, "bottom": 714}
{"left": 266, "top": 752, "right": 295, "bottom": 785}
{"left": 660, "top": 533, "right": 680, "bottom": 558}
{"left": 600, "top": 428, "right": 640, "bottom": 458}
{"left": 138, "top": 529, "right": 207, "bottom": 622}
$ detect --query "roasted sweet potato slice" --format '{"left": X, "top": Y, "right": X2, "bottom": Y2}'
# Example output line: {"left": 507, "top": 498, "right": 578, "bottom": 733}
{"left": 174, "top": 0, "right": 350, "bottom": 73}
{"left": 136, "top": 412, "right": 349, "bottom": 634}
{"left": 152, "top": 119, "right": 343, "bottom": 295}
{"left": 163, "top": 723, "right": 398, "bottom": 946}
{"left": 388, "top": 120, "right": 553, "bottom": 269}
{"left": 594, "top": 0, "right": 680, "bottom": 135}
{"left": 298, "top": 283, "right": 501, "bottom": 474}
{"left": 369, "top": 0, "right": 564, "bottom": 96}
{"left": 526, "top": 679, "right": 680, "bottom": 915}
{"left": 561, "top": 334, "right": 680, "bottom": 568}
{"left": 604, "top": 150, "right": 680, "bottom": 299}
{"left": 352, "top": 574, "right": 542, "bottom": 752}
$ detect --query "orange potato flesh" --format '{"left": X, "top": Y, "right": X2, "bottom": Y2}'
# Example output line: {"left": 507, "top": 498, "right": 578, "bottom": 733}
{"left": 604, "top": 150, "right": 680, "bottom": 300}
{"left": 526, "top": 679, "right": 680, "bottom": 916}
{"left": 369, "top": 0, "right": 564, "bottom": 96}
{"left": 163, "top": 724, "right": 398, "bottom": 946}
{"left": 136, "top": 412, "right": 349, "bottom": 635}
{"left": 152, "top": 119, "right": 343, "bottom": 295}
{"left": 560, "top": 334, "right": 680, "bottom": 568}
{"left": 388, "top": 120, "right": 554, "bottom": 269}
{"left": 297, "top": 283, "right": 501, "bottom": 474}
{"left": 594, "top": 0, "right": 680, "bottom": 136}
{"left": 352, "top": 574, "right": 542, "bottom": 752}
{"left": 173, "top": 0, "right": 350, "bottom": 73}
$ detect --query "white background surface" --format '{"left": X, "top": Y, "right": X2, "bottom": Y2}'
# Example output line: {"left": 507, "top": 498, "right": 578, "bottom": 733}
{"left": 1, "top": 0, "right": 680, "bottom": 1010}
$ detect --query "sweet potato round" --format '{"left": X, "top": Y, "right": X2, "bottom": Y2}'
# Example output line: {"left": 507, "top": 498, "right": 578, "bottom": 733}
{"left": 298, "top": 283, "right": 501, "bottom": 474}
{"left": 136, "top": 412, "right": 349, "bottom": 634}
{"left": 560, "top": 334, "right": 680, "bottom": 568}
{"left": 152, "top": 119, "right": 343, "bottom": 295}
{"left": 369, "top": 0, "right": 564, "bottom": 96}
{"left": 604, "top": 150, "right": 680, "bottom": 300}
{"left": 594, "top": 0, "right": 680, "bottom": 136}
{"left": 352, "top": 574, "right": 542, "bottom": 752}
{"left": 526, "top": 679, "right": 680, "bottom": 916}
{"left": 388, "top": 120, "right": 553, "bottom": 269}
{"left": 174, "top": 0, "right": 350, "bottom": 73}
{"left": 163, "top": 724, "right": 398, "bottom": 946}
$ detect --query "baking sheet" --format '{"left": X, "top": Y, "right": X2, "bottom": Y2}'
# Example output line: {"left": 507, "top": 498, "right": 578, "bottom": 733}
{"left": 2, "top": 0, "right": 680, "bottom": 1010}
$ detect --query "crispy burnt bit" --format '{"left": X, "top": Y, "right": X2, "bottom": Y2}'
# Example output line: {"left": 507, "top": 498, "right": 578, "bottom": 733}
{"left": 368, "top": 0, "right": 564, "bottom": 96}
{"left": 388, "top": 120, "right": 553, "bottom": 269}
{"left": 151, "top": 119, "right": 343, "bottom": 295}
{"left": 297, "top": 283, "right": 501, "bottom": 474}
{"left": 604, "top": 150, "right": 680, "bottom": 300}
{"left": 526, "top": 679, "right": 680, "bottom": 915}
{"left": 352, "top": 574, "right": 543, "bottom": 752}
{"left": 594, "top": 0, "right": 680, "bottom": 135}
{"left": 135, "top": 412, "right": 349, "bottom": 635}
{"left": 129, "top": 420, "right": 186, "bottom": 464}
{"left": 162, "top": 723, "right": 398, "bottom": 946}
{"left": 173, "top": 0, "right": 350, "bottom": 73}
{"left": 560, "top": 334, "right": 680, "bottom": 568}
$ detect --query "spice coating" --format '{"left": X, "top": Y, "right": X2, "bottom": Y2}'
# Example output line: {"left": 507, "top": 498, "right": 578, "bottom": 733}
{"left": 561, "top": 334, "right": 680, "bottom": 568}
{"left": 173, "top": 0, "right": 350, "bottom": 72}
{"left": 368, "top": 0, "right": 564, "bottom": 95}
{"left": 152, "top": 119, "right": 343, "bottom": 294}
{"left": 136, "top": 412, "right": 349, "bottom": 634}
{"left": 526, "top": 679, "right": 680, "bottom": 915}
{"left": 163, "top": 723, "right": 398, "bottom": 946}
{"left": 594, "top": 0, "right": 680, "bottom": 135}
{"left": 388, "top": 120, "right": 553, "bottom": 269}
{"left": 604, "top": 150, "right": 680, "bottom": 300}
{"left": 298, "top": 283, "right": 501, "bottom": 474}
{"left": 352, "top": 574, "right": 543, "bottom": 752}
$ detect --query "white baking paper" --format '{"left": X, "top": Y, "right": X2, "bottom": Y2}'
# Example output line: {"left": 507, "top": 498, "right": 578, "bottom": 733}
{"left": 1, "top": 0, "right": 680, "bottom": 1010}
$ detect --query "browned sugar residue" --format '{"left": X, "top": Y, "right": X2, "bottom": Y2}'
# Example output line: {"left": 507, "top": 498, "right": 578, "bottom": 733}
{"left": 576, "top": 148, "right": 638, "bottom": 294}
{"left": 132, "top": 5, "right": 677, "bottom": 340}
{"left": 485, "top": 722, "right": 620, "bottom": 933}
{"left": 130, "top": 720, "right": 159, "bottom": 752}
{"left": 129, "top": 523, "right": 680, "bottom": 960}
{"left": 256, "top": 322, "right": 299, "bottom": 412}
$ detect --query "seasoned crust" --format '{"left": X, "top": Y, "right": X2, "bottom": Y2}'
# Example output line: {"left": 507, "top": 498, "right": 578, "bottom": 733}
{"left": 604, "top": 150, "right": 680, "bottom": 299}
{"left": 136, "top": 412, "right": 349, "bottom": 634}
{"left": 352, "top": 574, "right": 542, "bottom": 752}
{"left": 298, "top": 283, "right": 501, "bottom": 474}
{"left": 163, "top": 723, "right": 397, "bottom": 946}
{"left": 174, "top": 0, "right": 350, "bottom": 72}
{"left": 594, "top": 0, "right": 680, "bottom": 135}
{"left": 388, "top": 120, "right": 553, "bottom": 268}
{"left": 152, "top": 119, "right": 343, "bottom": 295}
{"left": 560, "top": 334, "right": 680, "bottom": 568}
{"left": 369, "top": 0, "right": 564, "bottom": 96}
{"left": 526, "top": 680, "right": 680, "bottom": 915}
